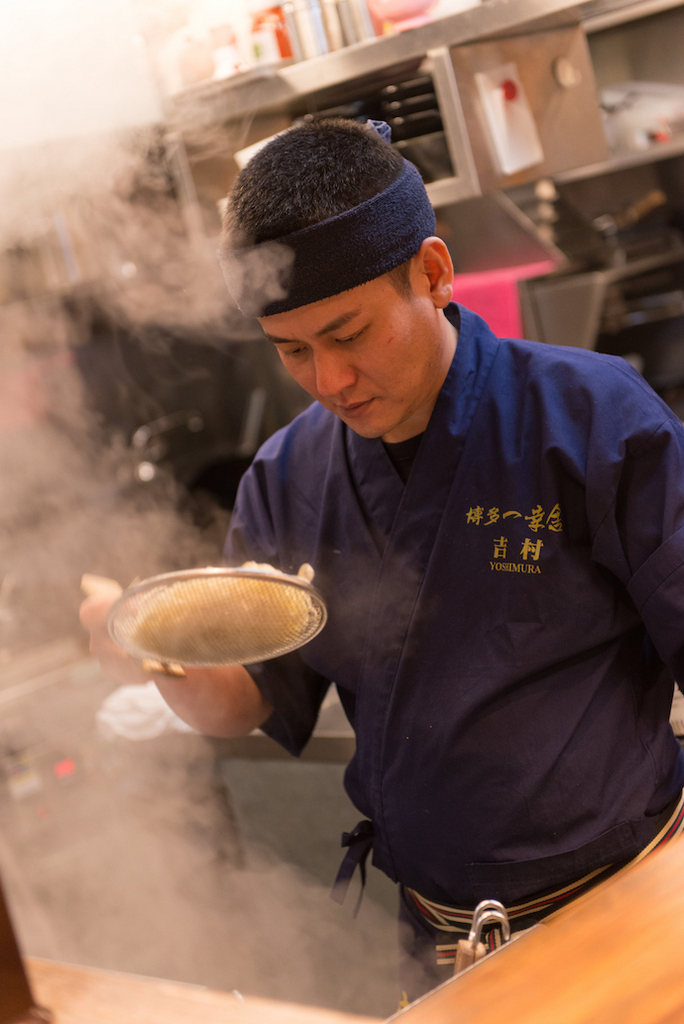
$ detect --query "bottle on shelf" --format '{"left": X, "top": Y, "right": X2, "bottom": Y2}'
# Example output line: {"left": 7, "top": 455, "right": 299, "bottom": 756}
{"left": 250, "top": 6, "right": 294, "bottom": 64}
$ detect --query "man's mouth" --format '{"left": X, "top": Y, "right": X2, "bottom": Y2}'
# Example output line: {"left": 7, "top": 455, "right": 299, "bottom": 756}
{"left": 337, "top": 398, "right": 374, "bottom": 416}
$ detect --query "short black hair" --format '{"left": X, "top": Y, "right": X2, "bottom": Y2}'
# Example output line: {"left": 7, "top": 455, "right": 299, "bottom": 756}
{"left": 224, "top": 118, "right": 413, "bottom": 298}
{"left": 226, "top": 118, "right": 405, "bottom": 244}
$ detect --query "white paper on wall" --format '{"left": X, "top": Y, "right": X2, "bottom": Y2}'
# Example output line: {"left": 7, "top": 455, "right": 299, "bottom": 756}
{"left": 474, "top": 62, "right": 544, "bottom": 176}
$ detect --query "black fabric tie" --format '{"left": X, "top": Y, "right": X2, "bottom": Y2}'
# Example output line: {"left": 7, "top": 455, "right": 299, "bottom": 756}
{"left": 330, "top": 819, "right": 375, "bottom": 916}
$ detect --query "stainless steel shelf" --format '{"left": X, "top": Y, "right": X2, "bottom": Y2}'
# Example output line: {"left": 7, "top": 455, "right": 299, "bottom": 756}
{"left": 579, "top": 0, "right": 684, "bottom": 32}
{"left": 166, "top": 0, "right": 684, "bottom": 137}
{"left": 165, "top": 0, "right": 684, "bottom": 196}
{"left": 555, "top": 134, "right": 684, "bottom": 183}
{"left": 165, "top": 0, "right": 586, "bottom": 134}
{"left": 598, "top": 245, "right": 684, "bottom": 283}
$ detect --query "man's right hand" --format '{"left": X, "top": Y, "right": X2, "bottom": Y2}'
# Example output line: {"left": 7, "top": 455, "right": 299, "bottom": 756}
{"left": 79, "top": 582, "right": 273, "bottom": 738}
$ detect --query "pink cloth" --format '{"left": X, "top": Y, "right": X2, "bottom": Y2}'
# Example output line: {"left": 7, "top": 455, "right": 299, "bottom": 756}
{"left": 452, "top": 261, "right": 555, "bottom": 339}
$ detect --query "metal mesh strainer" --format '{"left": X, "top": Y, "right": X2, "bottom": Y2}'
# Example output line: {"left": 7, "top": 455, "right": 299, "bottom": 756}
{"left": 106, "top": 566, "right": 327, "bottom": 667}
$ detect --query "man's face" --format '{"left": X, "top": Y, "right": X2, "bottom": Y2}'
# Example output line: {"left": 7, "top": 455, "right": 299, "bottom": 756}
{"left": 258, "top": 269, "right": 454, "bottom": 443}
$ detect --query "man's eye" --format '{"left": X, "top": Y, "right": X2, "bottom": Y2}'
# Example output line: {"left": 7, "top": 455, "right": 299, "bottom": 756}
{"left": 283, "top": 346, "right": 306, "bottom": 357}
{"left": 336, "top": 329, "right": 363, "bottom": 344}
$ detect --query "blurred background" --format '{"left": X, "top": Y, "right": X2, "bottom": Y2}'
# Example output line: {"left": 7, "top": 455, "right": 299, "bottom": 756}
{"left": 2, "top": 0, "right": 684, "bottom": 1015}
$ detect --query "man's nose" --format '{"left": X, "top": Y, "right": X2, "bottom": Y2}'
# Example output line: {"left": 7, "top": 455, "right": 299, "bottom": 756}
{"left": 313, "top": 350, "right": 357, "bottom": 398}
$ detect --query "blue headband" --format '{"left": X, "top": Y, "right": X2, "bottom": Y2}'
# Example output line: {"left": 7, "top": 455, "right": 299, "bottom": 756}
{"left": 219, "top": 153, "right": 436, "bottom": 318}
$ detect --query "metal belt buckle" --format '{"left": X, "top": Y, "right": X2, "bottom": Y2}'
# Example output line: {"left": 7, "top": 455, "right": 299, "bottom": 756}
{"left": 454, "top": 899, "right": 511, "bottom": 975}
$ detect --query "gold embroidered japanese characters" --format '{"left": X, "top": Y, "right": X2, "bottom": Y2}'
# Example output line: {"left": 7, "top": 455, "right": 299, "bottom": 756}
{"left": 466, "top": 503, "right": 564, "bottom": 575}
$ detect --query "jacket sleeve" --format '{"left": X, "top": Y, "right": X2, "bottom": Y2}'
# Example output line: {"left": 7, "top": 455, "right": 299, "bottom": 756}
{"left": 584, "top": 365, "right": 684, "bottom": 685}
{"left": 223, "top": 453, "right": 330, "bottom": 756}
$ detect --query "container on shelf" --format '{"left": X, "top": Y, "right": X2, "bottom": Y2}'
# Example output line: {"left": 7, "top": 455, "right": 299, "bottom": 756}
{"left": 366, "top": 0, "right": 436, "bottom": 32}
{"left": 320, "top": 0, "right": 346, "bottom": 51}
{"left": 209, "top": 25, "right": 248, "bottom": 79}
{"left": 250, "top": 5, "right": 294, "bottom": 64}
{"left": 289, "top": 0, "right": 329, "bottom": 59}
{"left": 281, "top": 1, "right": 304, "bottom": 60}
{"left": 336, "top": 0, "right": 376, "bottom": 43}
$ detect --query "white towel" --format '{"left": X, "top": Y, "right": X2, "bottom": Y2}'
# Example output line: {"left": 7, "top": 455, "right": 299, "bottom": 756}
{"left": 96, "top": 681, "right": 194, "bottom": 741}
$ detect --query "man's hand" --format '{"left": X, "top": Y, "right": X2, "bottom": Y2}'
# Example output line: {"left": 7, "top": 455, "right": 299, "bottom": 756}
{"left": 241, "top": 560, "right": 315, "bottom": 582}
{"left": 80, "top": 588, "right": 151, "bottom": 687}
{"left": 79, "top": 579, "right": 273, "bottom": 738}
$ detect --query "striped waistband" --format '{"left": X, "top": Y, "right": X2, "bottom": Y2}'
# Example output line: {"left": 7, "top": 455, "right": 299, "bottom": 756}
{"left": 410, "top": 789, "right": 684, "bottom": 935}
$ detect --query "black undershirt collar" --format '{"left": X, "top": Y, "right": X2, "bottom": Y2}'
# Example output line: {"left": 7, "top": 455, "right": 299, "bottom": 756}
{"left": 382, "top": 433, "right": 424, "bottom": 484}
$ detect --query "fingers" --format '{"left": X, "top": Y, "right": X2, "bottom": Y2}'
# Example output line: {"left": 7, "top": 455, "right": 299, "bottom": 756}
{"left": 80, "top": 573, "right": 123, "bottom": 600}
{"left": 241, "top": 560, "right": 316, "bottom": 582}
{"left": 79, "top": 594, "right": 115, "bottom": 633}
{"left": 79, "top": 594, "right": 149, "bottom": 686}
{"left": 240, "top": 560, "right": 281, "bottom": 574}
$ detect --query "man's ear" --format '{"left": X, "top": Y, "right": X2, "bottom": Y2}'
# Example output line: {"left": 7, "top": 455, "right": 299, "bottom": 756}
{"left": 412, "top": 237, "right": 454, "bottom": 309}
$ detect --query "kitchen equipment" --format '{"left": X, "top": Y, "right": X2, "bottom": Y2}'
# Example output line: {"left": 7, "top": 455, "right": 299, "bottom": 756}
{"left": 281, "top": 1, "right": 304, "bottom": 60}
{"left": 305, "top": 71, "right": 451, "bottom": 182}
{"left": 518, "top": 246, "right": 684, "bottom": 385}
{"left": 105, "top": 564, "right": 327, "bottom": 668}
{"left": 381, "top": 75, "right": 433, "bottom": 101}
{"left": 601, "top": 82, "right": 684, "bottom": 153}
{"left": 288, "top": 0, "right": 328, "bottom": 59}
{"left": 387, "top": 108, "right": 442, "bottom": 141}
{"left": 382, "top": 92, "right": 440, "bottom": 117}
{"left": 320, "top": 0, "right": 345, "bottom": 51}
{"left": 276, "top": 25, "right": 607, "bottom": 208}
{"left": 332, "top": 0, "right": 357, "bottom": 45}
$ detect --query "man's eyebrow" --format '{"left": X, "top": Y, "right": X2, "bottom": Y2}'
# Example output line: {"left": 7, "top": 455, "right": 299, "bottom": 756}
{"left": 263, "top": 309, "right": 363, "bottom": 346}
{"left": 263, "top": 332, "right": 298, "bottom": 345}
{"left": 314, "top": 309, "right": 361, "bottom": 337}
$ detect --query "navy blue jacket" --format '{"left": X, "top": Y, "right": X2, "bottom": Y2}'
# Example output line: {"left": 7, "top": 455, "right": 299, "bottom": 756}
{"left": 226, "top": 304, "right": 684, "bottom": 905}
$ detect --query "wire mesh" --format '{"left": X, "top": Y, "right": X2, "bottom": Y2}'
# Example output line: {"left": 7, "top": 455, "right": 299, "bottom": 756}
{"left": 107, "top": 569, "right": 327, "bottom": 667}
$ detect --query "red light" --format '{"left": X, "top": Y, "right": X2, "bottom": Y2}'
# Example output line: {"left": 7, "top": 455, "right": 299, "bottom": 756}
{"left": 53, "top": 758, "right": 77, "bottom": 779}
{"left": 501, "top": 79, "right": 518, "bottom": 101}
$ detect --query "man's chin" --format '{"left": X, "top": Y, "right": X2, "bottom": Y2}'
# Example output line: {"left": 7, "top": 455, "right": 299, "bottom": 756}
{"left": 343, "top": 421, "right": 386, "bottom": 438}
{"left": 325, "top": 399, "right": 386, "bottom": 438}
{"left": 338, "top": 409, "right": 402, "bottom": 440}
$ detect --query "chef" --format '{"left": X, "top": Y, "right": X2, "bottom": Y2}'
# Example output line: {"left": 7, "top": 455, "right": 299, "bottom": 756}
{"left": 82, "top": 117, "right": 684, "bottom": 1000}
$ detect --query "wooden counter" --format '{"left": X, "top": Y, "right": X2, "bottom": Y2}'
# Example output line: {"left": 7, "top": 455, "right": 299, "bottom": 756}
{"left": 26, "top": 959, "right": 382, "bottom": 1024}
{"left": 392, "top": 835, "right": 684, "bottom": 1024}
{"left": 25, "top": 835, "right": 684, "bottom": 1024}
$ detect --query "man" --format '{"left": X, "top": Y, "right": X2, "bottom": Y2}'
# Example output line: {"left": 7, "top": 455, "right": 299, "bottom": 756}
{"left": 82, "top": 118, "right": 684, "bottom": 1000}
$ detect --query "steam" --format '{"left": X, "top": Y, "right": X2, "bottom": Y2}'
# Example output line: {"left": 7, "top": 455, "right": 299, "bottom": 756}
{"left": 0, "top": 6, "right": 396, "bottom": 1019}
{"left": 1, "top": 722, "right": 400, "bottom": 1015}
{"left": 0, "top": 0, "right": 257, "bottom": 336}
{"left": 0, "top": 0, "right": 274, "bottom": 646}
{"left": 219, "top": 240, "right": 296, "bottom": 318}
{"left": 0, "top": 0, "right": 251, "bottom": 657}
{"left": 0, "top": 2, "right": 160, "bottom": 150}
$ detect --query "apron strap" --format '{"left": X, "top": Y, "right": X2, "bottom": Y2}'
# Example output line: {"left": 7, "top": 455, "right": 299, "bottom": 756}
{"left": 331, "top": 819, "right": 375, "bottom": 916}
